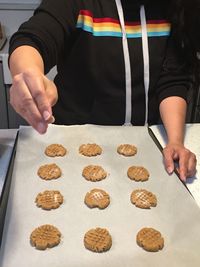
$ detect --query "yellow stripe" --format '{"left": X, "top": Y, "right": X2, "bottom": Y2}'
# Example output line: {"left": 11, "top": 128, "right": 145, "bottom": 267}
{"left": 78, "top": 14, "right": 93, "bottom": 24}
{"left": 147, "top": 24, "right": 170, "bottom": 32}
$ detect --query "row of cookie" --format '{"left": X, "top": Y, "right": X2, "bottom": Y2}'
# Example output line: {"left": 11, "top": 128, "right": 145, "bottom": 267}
{"left": 44, "top": 143, "right": 138, "bottom": 157}
{"left": 30, "top": 224, "right": 164, "bottom": 252}
{"left": 37, "top": 163, "right": 150, "bottom": 182}
{"left": 35, "top": 188, "right": 157, "bottom": 210}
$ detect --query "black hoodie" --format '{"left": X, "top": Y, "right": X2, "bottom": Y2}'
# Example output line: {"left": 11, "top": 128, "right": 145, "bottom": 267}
{"left": 9, "top": 0, "right": 190, "bottom": 126}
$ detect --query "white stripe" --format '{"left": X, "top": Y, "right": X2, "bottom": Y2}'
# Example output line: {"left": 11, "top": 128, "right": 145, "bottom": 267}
{"left": 115, "top": 0, "right": 132, "bottom": 126}
{"left": 140, "top": 5, "right": 150, "bottom": 125}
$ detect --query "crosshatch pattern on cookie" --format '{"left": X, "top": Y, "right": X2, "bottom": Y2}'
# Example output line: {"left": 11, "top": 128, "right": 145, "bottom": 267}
{"left": 35, "top": 190, "right": 64, "bottom": 210}
{"left": 136, "top": 227, "right": 164, "bottom": 252}
{"left": 131, "top": 189, "right": 157, "bottom": 209}
{"left": 82, "top": 165, "right": 107, "bottom": 181}
{"left": 117, "top": 144, "right": 137, "bottom": 156}
{"left": 127, "top": 166, "right": 150, "bottom": 181}
{"left": 84, "top": 189, "right": 110, "bottom": 209}
{"left": 84, "top": 227, "right": 112, "bottom": 252}
{"left": 37, "top": 163, "right": 62, "bottom": 180}
{"left": 30, "top": 224, "right": 61, "bottom": 250}
{"left": 45, "top": 144, "right": 67, "bottom": 157}
{"left": 79, "top": 143, "right": 102, "bottom": 156}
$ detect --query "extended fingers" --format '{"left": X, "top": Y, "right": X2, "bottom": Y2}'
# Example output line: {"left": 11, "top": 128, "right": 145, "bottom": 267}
{"left": 10, "top": 74, "right": 43, "bottom": 121}
{"left": 10, "top": 70, "right": 57, "bottom": 134}
{"left": 163, "top": 146, "right": 175, "bottom": 174}
{"left": 178, "top": 150, "right": 197, "bottom": 181}
{"left": 23, "top": 70, "right": 52, "bottom": 118}
{"left": 25, "top": 72, "right": 58, "bottom": 126}
{"left": 10, "top": 73, "right": 48, "bottom": 133}
{"left": 163, "top": 144, "right": 197, "bottom": 182}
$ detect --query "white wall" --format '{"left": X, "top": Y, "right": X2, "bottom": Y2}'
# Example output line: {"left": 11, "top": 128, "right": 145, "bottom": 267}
{"left": 0, "top": 0, "right": 40, "bottom": 3}
{"left": 0, "top": 9, "right": 34, "bottom": 36}
{"left": 0, "top": 4, "right": 57, "bottom": 83}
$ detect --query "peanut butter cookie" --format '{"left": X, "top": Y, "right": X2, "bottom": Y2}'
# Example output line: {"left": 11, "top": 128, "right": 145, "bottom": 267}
{"left": 82, "top": 165, "right": 107, "bottom": 182}
{"left": 45, "top": 144, "right": 67, "bottom": 157}
{"left": 136, "top": 227, "right": 164, "bottom": 252}
{"left": 79, "top": 143, "right": 102, "bottom": 156}
{"left": 127, "top": 166, "right": 149, "bottom": 181}
{"left": 30, "top": 224, "right": 61, "bottom": 250}
{"left": 37, "top": 163, "right": 62, "bottom": 180}
{"left": 131, "top": 189, "right": 157, "bottom": 209}
{"left": 35, "top": 190, "right": 64, "bottom": 210}
{"left": 117, "top": 144, "right": 137, "bottom": 156}
{"left": 84, "top": 189, "right": 110, "bottom": 209}
{"left": 84, "top": 227, "right": 112, "bottom": 252}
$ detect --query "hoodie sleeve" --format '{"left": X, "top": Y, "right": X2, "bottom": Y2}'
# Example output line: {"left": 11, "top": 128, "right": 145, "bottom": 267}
{"left": 156, "top": 34, "right": 193, "bottom": 104}
{"left": 9, "top": 0, "right": 80, "bottom": 74}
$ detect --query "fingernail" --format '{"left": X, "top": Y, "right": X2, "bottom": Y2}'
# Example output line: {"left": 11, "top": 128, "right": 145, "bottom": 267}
{"left": 167, "top": 167, "right": 173, "bottom": 174}
{"left": 37, "top": 122, "right": 47, "bottom": 134}
{"left": 182, "top": 178, "right": 186, "bottom": 183}
{"left": 180, "top": 175, "right": 186, "bottom": 182}
{"left": 43, "top": 110, "right": 51, "bottom": 121}
{"left": 50, "top": 115, "right": 55, "bottom": 123}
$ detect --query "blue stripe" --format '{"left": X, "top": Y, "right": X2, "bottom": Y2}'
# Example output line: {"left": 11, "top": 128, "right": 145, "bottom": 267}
{"left": 126, "top": 33, "right": 142, "bottom": 38}
{"left": 148, "top": 31, "right": 170, "bottom": 37}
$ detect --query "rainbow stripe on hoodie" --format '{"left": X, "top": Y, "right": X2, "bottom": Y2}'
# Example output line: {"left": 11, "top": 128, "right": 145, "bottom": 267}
{"left": 76, "top": 10, "right": 171, "bottom": 38}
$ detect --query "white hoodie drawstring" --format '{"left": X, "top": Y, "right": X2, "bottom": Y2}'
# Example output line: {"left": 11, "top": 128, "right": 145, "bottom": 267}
{"left": 140, "top": 5, "right": 150, "bottom": 125}
{"left": 115, "top": 0, "right": 132, "bottom": 126}
{"left": 115, "top": 0, "right": 150, "bottom": 125}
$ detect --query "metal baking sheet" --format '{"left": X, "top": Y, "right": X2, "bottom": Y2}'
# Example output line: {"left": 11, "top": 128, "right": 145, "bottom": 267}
{"left": 1, "top": 124, "right": 200, "bottom": 267}
{"left": 0, "top": 129, "right": 18, "bottom": 247}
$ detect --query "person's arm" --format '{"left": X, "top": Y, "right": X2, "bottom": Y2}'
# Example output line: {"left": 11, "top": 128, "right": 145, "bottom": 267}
{"left": 8, "top": 0, "right": 75, "bottom": 133}
{"left": 9, "top": 45, "right": 58, "bottom": 134}
{"left": 159, "top": 96, "right": 196, "bottom": 181}
{"left": 8, "top": 0, "right": 81, "bottom": 133}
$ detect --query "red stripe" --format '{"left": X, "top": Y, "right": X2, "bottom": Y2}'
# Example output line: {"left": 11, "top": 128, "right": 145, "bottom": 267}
{"left": 146, "top": 20, "right": 169, "bottom": 24}
{"left": 79, "top": 10, "right": 93, "bottom": 16}
{"left": 125, "top": 21, "right": 142, "bottom": 26}
{"left": 79, "top": 10, "right": 119, "bottom": 24}
{"left": 93, "top": 17, "right": 119, "bottom": 24}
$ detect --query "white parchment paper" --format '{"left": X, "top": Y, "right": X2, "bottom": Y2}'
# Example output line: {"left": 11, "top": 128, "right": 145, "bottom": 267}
{"left": 1, "top": 124, "right": 200, "bottom": 267}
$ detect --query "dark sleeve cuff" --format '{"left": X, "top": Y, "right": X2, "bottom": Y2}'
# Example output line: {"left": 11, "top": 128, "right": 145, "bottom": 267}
{"left": 158, "top": 85, "right": 188, "bottom": 104}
